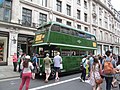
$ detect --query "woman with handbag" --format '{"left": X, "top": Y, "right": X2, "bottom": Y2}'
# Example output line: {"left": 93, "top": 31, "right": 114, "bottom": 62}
{"left": 19, "top": 55, "right": 34, "bottom": 90}
{"left": 89, "top": 57, "right": 103, "bottom": 90}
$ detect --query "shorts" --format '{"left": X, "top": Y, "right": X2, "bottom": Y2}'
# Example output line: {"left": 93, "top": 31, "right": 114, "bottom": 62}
{"left": 54, "top": 67, "right": 60, "bottom": 72}
{"left": 45, "top": 68, "right": 51, "bottom": 74}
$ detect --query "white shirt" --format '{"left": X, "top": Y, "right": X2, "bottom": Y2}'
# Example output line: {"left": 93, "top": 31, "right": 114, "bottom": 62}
{"left": 53, "top": 55, "right": 62, "bottom": 67}
{"left": 22, "top": 62, "right": 34, "bottom": 73}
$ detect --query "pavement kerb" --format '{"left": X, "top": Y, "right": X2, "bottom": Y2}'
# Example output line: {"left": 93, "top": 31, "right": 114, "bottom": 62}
{"left": 0, "top": 75, "right": 20, "bottom": 80}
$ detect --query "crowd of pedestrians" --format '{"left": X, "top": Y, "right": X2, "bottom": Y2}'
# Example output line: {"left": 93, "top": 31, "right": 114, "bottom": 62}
{"left": 12, "top": 50, "right": 62, "bottom": 90}
{"left": 80, "top": 50, "right": 120, "bottom": 90}
{"left": 11, "top": 49, "right": 120, "bottom": 90}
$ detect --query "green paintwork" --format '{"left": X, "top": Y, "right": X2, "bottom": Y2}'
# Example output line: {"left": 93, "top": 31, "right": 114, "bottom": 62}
{"left": 33, "top": 21, "right": 97, "bottom": 75}
{"left": 49, "top": 31, "right": 96, "bottom": 48}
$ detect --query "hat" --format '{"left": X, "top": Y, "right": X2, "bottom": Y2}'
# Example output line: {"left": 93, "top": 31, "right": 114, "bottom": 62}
{"left": 25, "top": 55, "right": 30, "bottom": 59}
{"left": 57, "top": 52, "right": 60, "bottom": 55}
{"left": 46, "top": 53, "right": 49, "bottom": 56}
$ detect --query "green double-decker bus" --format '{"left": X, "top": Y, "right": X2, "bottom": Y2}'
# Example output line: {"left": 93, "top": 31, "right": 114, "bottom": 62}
{"left": 32, "top": 21, "right": 97, "bottom": 77}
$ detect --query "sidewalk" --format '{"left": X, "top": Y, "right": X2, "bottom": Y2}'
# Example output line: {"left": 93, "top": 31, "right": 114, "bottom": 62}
{"left": 0, "top": 65, "right": 20, "bottom": 80}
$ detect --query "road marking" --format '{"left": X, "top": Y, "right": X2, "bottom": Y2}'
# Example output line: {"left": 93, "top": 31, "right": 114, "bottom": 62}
{"left": 29, "top": 77, "right": 80, "bottom": 90}
{"left": 0, "top": 77, "right": 20, "bottom": 82}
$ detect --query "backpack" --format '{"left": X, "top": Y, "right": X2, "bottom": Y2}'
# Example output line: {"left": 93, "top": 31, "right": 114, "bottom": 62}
{"left": 103, "top": 60, "right": 114, "bottom": 74}
{"left": 80, "top": 59, "right": 86, "bottom": 71}
{"left": 32, "top": 57, "right": 38, "bottom": 66}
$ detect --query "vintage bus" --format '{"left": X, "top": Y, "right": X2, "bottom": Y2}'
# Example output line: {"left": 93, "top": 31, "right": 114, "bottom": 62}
{"left": 32, "top": 21, "right": 97, "bottom": 77}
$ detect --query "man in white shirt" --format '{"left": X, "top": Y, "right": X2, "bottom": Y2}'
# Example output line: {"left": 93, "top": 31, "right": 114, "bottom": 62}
{"left": 53, "top": 52, "right": 62, "bottom": 81}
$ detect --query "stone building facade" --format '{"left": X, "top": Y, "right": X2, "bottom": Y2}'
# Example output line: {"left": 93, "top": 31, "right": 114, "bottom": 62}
{"left": 0, "top": 0, "right": 120, "bottom": 65}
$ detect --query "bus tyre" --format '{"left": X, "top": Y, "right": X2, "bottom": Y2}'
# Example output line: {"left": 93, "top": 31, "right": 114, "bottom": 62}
{"left": 50, "top": 68, "right": 55, "bottom": 79}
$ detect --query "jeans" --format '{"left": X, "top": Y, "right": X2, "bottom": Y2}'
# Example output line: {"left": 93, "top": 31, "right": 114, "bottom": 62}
{"left": 13, "top": 62, "right": 17, "bottom": 71}
{"left": 105, "top": 77, "right": 113, "bottom": 90}
{"left": 81, "top": 68, "right": 86, "bottom": 81}
{"left": 18, "top": 63, "right": 21, "bottom": 72}
{"left": 19, "top": 73, "right": 32, "bottom": 90}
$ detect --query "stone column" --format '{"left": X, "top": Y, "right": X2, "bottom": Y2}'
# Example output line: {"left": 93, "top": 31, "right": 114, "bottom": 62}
{"left": 113, "top": 46, "right": 116, "bottom": 54}
{"left": 102, "top": 44, "right": 104, "bottom": 55}
{"left": 11, "top": 0, "right": 20, "bottom": 23}
{"left": 8, "top": 28, "right": 18, "bottom": 65}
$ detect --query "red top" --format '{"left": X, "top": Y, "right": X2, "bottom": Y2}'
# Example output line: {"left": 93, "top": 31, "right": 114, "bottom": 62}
{"left": 13, "top": 54, "right": 18, "bottom": 62}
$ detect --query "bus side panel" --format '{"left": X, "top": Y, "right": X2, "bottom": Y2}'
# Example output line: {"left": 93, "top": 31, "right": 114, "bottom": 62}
{"left": 62, "top": 56, "right": 82, "bottom": 72}
{"left": 49, "top": 32, "right": 95, "bottom": 48}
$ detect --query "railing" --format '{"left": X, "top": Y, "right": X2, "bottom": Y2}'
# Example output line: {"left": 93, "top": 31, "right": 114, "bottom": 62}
{"left": 18, "top": 19, "right": 39, "bottom": 28}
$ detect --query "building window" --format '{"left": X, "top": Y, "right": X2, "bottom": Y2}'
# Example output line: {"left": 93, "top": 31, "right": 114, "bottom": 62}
{"left": 99, "top": 7, "right": 102, "bottom": 15}
{"left": 56, "top": 0, "right": 62, "bottom": 12}
{"left": 77, "top": 0, "right": 80, "bottom": 5}
{"left": 109, "top": 24, "right": 111, "bottom": 30}
{"left": 93, "top": 17, "right": 96, "bottom": 24}
{"left": 104, "top": 11, "right": 107, "bottom": 19}
{"left": 40, "top": 0, "right": 47, "bottom": 7}
{"left": 56, "top": 18, "right": 62, "bottom": 23}
{"left": 77, "top": 24, "right": 81, "bottom": 29}
{"left": 22, "top": 8, "right": 32, "bottom": 27}
{"left": 84, "top": 13, "right": 87, "bottom": 22}
{"left": 105, "top": 33, "right": 108, "bottom": 41}
{"left": 104, "top": 0, "right": 106, "bottom": 3}
{"left": 110, "top": 34, "right": 112, "bottom": 42}
{"left": 4, "top": 8, "right": 11, "bottom": 22}
{"left": 84, "top": 27, "right": 88, "bottom": 32}
{"left": 92, "top": 3, "right": 96, "bottom": 12}
{"left": 77, "top": 9, "right": 80, "bottom": 20}
{"left": 66, "top": 4, "right": 71, "bottom": 16}
{"left": 0, "top": 0, "right": 4, "bottom": 7}
{"left": 100, "top": 31, "right": 103, "bottom": 40}
{"left": 84, "top": 0, "right": 87, "bottom": 8}
{"left": 0, "top": 0, "right": 12, "bottom": 22}
{"left": 93, "top": 29, "right": 96, "bottom": 36}
{"left": 99, "top": 18, "right": 102, "bottom": 26}
{"left": 66, "top": 21, "right": 71, "bottom": 26}
{"left": 105, "top": 21, "right": 108, "bottom": 28}
{"left": 39, "top": 13, "right": 47, "bottom": 25}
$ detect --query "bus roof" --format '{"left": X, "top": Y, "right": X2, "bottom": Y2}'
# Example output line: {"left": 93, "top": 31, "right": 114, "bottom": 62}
{"left": 38, "top": 21, "right": 96, "bottom": 37}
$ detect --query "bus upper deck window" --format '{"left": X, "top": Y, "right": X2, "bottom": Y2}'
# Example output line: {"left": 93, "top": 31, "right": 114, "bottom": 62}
{"left": 51, "top": 24, "right": 60, "bottom": 32}
{"left": 86, "top": 34, "right": 91, "bottom": 40}
{"left": 78, "top": 32, "right": 85, "bottom": 38}
{"left": 91, "top": 36, "right": 95, "bottom": 41}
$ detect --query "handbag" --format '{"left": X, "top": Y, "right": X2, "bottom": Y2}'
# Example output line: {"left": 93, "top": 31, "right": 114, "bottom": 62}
{"left": 95, "top": 77, "right": 103, "bottom": 85}
{"left": 20, "top": 68, "right": 24, "bottom": 78}
{"left": 93, "top": 64, "right": 103, "bottom": 85}
{"left": 80, "top": 59, "right": 86, "bottom": 71}
{"left": 93, "top": 72, "right": 103, "bottom": 85}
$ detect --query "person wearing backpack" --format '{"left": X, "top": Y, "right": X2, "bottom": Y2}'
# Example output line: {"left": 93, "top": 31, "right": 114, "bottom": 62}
{"left": 19, "top": 55, "right": 34, "bottom": 90}
{"left": 102, "top": 50, "right": 115, "bottom": 90}
{"left": 32, "top": 53, "right": 39, "bottom": 79}
{"left": 80, "top": 54, "right": 87, "bottom": 82}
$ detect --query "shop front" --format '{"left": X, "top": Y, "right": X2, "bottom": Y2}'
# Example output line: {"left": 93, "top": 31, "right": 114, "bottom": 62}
{"left": 18, "top": 34, "right": 34, "bottom": 56}
{"left": 97, "top": 44, "right": 102, "bottom": 55}
{"left": 0, "top": 31, "right": 9, "bottom": 66}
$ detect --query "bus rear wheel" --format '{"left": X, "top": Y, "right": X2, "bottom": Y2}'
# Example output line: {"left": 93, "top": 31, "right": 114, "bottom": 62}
{"left": 50, "top": 68, "right": 55, "bottom": 79}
